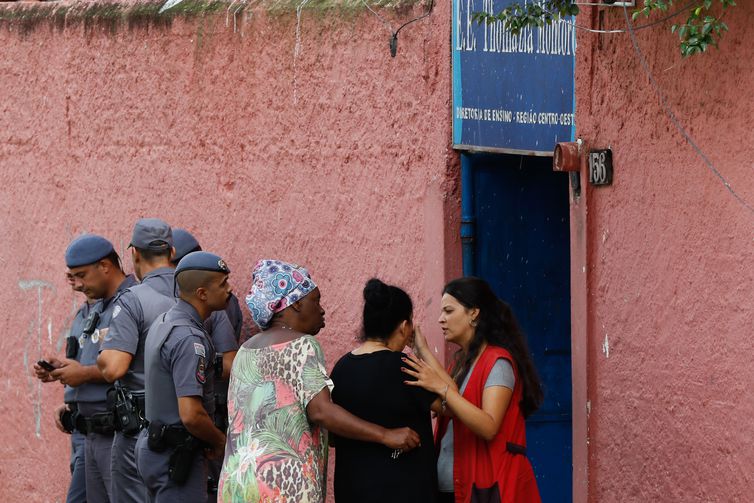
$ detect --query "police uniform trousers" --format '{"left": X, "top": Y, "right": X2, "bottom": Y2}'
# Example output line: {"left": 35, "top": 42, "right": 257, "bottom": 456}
{"left": 111, "top": 431, "right": 148, "bottom": 503}
{"left": 134, "top": 431, "right": 207, "bottom": 503}
{"left": 67, "top": 431, "right": 87, "bottom": 503}
{"left": 84, "top": 431, "right": 114, "bottom": 502}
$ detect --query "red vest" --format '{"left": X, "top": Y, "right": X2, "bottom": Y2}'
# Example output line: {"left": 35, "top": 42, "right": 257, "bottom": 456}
{"left": 435, "top": 345, "right": 541, "bottom": 503}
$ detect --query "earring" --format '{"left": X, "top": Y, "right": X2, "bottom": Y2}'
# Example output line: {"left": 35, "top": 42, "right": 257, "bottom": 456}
{"left": 469, "top": 319, "right": 478, "bottom": 327}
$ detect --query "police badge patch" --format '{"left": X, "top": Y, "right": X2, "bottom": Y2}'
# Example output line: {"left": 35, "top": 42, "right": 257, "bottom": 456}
{"left": 193, "top": 342, "right": 206, "bottom": 357}
{"left": 196, "top": 357, "right": 206, "bottom": 384}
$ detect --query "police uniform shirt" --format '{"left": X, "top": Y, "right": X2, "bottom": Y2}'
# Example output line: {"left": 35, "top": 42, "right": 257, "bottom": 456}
{"left": 204, "top": 309, "right": 238, "bottom": 354}
{"left": 157, "top": 300, "right": 216, "bottom": 421}
{"left": 75, "top": 275, "right": 137, "bottom": 416}
{"left": 63, "top": 301, "right": 96, "bottom": 404}
{"left": 102, "top": 268, "right": 176, "bottom": 392}
{"left": 224, "top": 293, "right": 244, "bottom": 344}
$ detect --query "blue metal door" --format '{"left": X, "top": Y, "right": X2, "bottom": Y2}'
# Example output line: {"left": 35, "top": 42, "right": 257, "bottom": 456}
{"left": 468, "top": 152, "right": 572, "bottom": 502}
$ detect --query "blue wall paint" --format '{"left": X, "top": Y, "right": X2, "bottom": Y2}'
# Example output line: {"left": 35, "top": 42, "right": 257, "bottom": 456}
{"left": 461, "top": 155, "right": 476, "bottom": 277}
{"left": 467, "top": 152, "right": 573, "bottom": 502}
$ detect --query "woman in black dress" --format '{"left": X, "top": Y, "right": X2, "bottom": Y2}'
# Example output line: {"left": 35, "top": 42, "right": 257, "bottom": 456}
{"left": 330, "top": 278, "right": 438, "bottom": 503}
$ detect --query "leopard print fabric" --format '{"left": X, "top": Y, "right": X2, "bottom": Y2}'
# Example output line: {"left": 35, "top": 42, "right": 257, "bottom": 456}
{"left": 218, "top": 335, "right": 333, "bottom": 502}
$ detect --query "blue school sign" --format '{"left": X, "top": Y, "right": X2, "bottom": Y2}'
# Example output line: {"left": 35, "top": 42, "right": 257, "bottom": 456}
{"left": 452, "top": 0, "right": 576, "bottom": 155}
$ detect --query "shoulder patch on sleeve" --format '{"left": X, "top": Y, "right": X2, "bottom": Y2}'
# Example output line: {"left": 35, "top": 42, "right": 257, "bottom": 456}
{"left": 193, "top": 342, "right": 206, "bottom": 357}
{"left": 112, "top": 305, "right": 121, "bottom": 319}
{"left": 196, "top": 357, "right": 207, "bottom": 384}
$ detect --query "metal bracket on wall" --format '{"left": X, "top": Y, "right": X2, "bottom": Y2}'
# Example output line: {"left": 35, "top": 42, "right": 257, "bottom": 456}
{"left": 570, "top": 172, "right": 581, "bottom": 199}
{"left": 553, "top": 139, "right": 583, "bottom": 200}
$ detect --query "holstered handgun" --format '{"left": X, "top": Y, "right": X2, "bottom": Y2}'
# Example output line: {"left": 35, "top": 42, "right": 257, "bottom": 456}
{"left": 147, "top": 422, "right": 204, "bottom": 485}
{"left": 168, "top": 435, "right": 202, "bottom": 485}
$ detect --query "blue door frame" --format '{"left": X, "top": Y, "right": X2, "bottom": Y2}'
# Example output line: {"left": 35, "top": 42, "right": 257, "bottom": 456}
{"left": 460, "top": 152, "right": 573, "bottom": 502}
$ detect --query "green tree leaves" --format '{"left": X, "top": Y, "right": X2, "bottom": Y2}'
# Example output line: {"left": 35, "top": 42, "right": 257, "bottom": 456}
{"left": 634, "top": 0, "right": 736, "bottom": 56}
{"left": 474, "top": 0, "right": 737, "bottom": 57}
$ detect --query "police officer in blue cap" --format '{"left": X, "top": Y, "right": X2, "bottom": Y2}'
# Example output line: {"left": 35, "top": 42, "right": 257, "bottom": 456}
{"left": 33, "top": 267, "right": 99, "bottom": 503}
{"left": 172, "top": 228, "right": 242, "bottom": 372}
{"left": 98, "top": 219, "right": 178, "bottom": 503}
{"left": 136, "top": 252, "right": 231, "bottom": 502}
{"left": 172, "top": 228, "right": 245, "bottom": 346}
{"left": 39, "top": 234, "right": 136, "bottom": 502}
{"left": 171, "top": 229, "right": 243, "bottom": 501}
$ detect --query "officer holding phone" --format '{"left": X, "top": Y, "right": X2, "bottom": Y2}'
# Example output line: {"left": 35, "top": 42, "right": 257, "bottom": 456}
{"left": 33, "top": 270, "right": 99, "bottom": 503}
{"left": 39, "top": 234, "right": 135, "bottom": 502}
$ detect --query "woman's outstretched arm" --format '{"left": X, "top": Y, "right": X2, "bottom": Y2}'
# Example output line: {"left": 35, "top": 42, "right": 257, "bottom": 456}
{"left": 403, "top": 355, "right": 512, "bottom": 441}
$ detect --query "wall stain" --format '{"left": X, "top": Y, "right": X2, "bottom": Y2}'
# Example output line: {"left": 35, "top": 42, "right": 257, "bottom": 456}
{"left": 18, "top": 279, "right": 54, "bottom": 439}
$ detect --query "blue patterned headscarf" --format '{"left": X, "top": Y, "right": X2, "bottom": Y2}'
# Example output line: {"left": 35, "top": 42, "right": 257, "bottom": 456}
{"left": 246, "top": 259, "right": 318, "bottom": 329}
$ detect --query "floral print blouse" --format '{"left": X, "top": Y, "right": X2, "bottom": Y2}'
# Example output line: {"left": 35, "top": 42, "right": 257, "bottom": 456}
{"left": 218, "top": 335, "right": 333, "bottom": 502}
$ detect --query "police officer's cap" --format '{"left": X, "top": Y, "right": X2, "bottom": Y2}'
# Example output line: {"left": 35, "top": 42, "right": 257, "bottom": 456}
{"left": 172, "top": 228, "right": 201, "bottom": 263}
{"left": 129, "top": 218, "right": 173, "bottom": 251}
{"left": 175, "top": 251, "right": 230, "bottom": 278}
{"left": 65, "top": 234, "right": 115, "bottom": 268}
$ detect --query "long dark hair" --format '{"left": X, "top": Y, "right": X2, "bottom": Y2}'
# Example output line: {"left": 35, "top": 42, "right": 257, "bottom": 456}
{"left": 361, "top": 278, "right": 413, "bottom": 342}
{"left": 443, "top": 277, "right": 543, "bottom": 418}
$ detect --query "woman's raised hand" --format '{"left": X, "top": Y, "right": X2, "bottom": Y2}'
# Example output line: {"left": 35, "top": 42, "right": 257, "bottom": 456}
{"left": 401, "top": 354, "right": 446, "bottom": 395}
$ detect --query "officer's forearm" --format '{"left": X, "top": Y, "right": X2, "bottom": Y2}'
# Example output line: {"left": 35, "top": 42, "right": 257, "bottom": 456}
{"left": 185, "top": 412, "right": 225, "bottom": 449}
{"left": 221, "top": 351, "right": 237, "bottom": 381}
{"left": 97, "top": 350, "right": 132, "bottom": 382}
{"left": 80, "top": 365, "right": 108, "bottom": 384}
{"left": 178, "top": 397, "right": 225, "bottom": 449}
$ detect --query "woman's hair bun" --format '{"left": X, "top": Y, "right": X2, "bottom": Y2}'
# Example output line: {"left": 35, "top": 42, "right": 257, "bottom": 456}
{"left": 363, "top": 278, "right": 391, "bottom": 309}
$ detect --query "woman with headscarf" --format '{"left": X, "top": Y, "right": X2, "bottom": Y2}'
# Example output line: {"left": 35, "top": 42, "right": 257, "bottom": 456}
{"left": 403, "top": 277, "right": 543, "bottom": 503}
{"left": 329, "top": 278, "right": 438, "bottom": 503}
{"left": 217, "top": 260, "right": 420, "bottom": 503}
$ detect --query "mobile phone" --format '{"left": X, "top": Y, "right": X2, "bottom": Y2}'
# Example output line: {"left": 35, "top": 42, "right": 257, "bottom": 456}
{"left": 37, "top": 359, "right": 56, "bottom": 372}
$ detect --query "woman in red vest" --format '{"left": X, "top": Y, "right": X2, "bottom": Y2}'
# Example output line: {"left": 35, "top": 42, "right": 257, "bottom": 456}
{"left": 403, "top": 277, "right": 543, "bottom": 503}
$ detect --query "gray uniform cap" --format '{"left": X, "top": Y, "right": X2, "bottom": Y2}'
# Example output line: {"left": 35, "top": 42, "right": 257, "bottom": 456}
{"left": 130, "top": 218, "right": 173, "bottom": 250}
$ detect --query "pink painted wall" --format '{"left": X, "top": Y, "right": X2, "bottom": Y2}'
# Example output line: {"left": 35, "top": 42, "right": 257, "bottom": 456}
{"left": 0, "top": 3, "right": 458, "bottom": 500}
{"left": 574, "top": 4, "right": 754, "bottom": 501}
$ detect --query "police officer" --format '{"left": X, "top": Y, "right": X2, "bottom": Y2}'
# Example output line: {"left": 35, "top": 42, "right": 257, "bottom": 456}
{"left": 172, "top": 228, "right": 245, "bottom": 345}
{"left": 98, "top": 218, "right": 177, "bottom": 503}
{"left": 46, "top": 234, "right": 135, "bottom": 502}
{"left": 33, "top": 269, "right": 98, "bottom": 503}
{"left": 171, "top": 228, "right": 242, "bottom": 501}
{"left": 136, "top": 252, "right": 231, "bottom": 502}
{"left": 172, "top": 228, "right": 242, "bottom": 377}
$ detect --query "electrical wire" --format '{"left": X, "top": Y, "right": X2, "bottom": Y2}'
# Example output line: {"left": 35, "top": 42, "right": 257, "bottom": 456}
{"left": 551, "top": 0, "right": 696, "bottom": 34}
{"left": 621, "top": 4, "right": 754, "bottom": 216}
{"left": 394, "top": 0, "right": 434, "bottom": 38}
{"left": 360, "top": 0, "right": 435, "bottom": 56}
